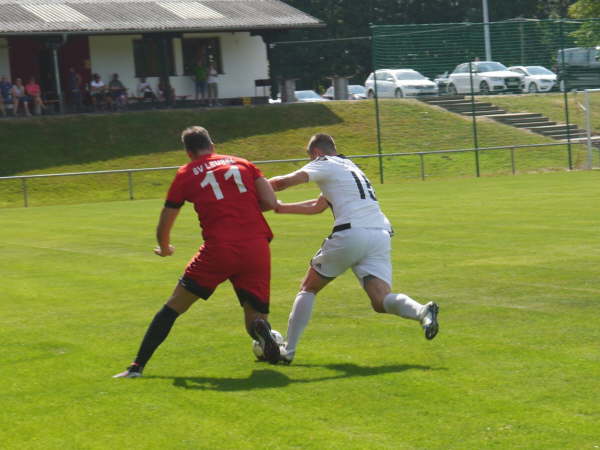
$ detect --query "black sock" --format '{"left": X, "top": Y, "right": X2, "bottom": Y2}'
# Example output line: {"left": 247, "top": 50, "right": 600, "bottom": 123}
{"left": 133, "top": 305, "right": 179, "bottom": 368}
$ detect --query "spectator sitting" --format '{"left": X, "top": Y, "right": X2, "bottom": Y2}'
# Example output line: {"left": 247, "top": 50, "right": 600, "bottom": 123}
{"left": 137, "top": 77, "right": 157, "bottom": 103}
{"left": 0, "top": 75, "right": 12, "bottom": 117}
{"left": 25, "top": 76, "right": 46, "bottom": 115}
{"left": 90, "top": 73, "right": 108, "bottom": 111}
{"left": 11, "top": 78, "right": 31, "bottom": 116}
{"left": 157, "top": 78, "right": 176, "bottom": 105}
{"left": 108, "top": 73, "right": 128, "bottom": 110}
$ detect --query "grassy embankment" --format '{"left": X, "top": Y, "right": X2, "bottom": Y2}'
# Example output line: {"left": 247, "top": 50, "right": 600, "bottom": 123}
{"left": 0, "top": 98, "right": 580, "bottom": 208}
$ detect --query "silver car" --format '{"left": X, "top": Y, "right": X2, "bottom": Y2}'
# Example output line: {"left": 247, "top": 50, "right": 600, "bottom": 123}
{"left": 365, "top": 69, "right": 438, "bottom": 98}
{"left": 446, "top": 61, "right": 524, "bottom": 95}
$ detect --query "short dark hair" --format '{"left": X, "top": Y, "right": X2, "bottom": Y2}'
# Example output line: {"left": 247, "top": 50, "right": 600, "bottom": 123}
{"left": 181, "top": 126, "right": 213, "bottom": 153}
{"left": 308, "top": 133, "right": 336, "bottom": 155}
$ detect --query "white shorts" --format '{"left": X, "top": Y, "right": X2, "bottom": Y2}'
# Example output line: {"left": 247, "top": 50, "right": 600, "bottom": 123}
{"left": 311, "top": 227, "right": 392, "bottom": 287}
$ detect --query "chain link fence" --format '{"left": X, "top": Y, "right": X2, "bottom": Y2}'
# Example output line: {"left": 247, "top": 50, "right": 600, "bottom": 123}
{"left": 368, "top": 19, "right": 600, "bottom": 181}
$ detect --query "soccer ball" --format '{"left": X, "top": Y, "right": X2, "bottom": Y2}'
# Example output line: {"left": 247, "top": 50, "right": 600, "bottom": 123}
{"left": 252, "top": 329, "right": 285, "bottom": 360}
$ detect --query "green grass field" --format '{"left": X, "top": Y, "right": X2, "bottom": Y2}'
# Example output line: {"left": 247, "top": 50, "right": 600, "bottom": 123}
{"left": 2, "top": 171, "right": 598, "bottom": 449}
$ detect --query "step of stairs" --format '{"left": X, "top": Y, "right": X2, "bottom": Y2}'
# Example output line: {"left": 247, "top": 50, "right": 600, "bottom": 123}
{"left": 461, "top": 109, "right": 506, "bottom": 116}
{"left": 553, "top": 133, "right": 590, "bottom": 140}
{"left": 512, "top": 121, "right": 556, "bottom": 128}
{"left": 498, "top": 116, "right": 552, "bottom": 124}
{"left": 542, "top": 129, "right": 587, "bottom": 137}
{"left": 419, "top": 95, "right": 465, "bottom": 103}
{"left": 527, "top": 124, "right": 578, "bottom": 132}
{"left": 488, "top": 113, "right": 544, "bottom": 120}
{"left": 446, "top": 103, "right": 495, "bottom": 111}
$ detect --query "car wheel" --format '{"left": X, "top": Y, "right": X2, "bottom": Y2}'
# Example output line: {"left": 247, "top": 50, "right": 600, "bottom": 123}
{"left": 367, "top": 90, "right": 375, "bottom": 99}
{"left": 480, "top": 81, "right": 490, "bottom": 95}
{"left": 447, "top": 84, "right": 457, "bottom": 96}
{"left": 394, "top": 88, "right": 404, "bottom": 98}
{"left": 528, "top": 83, "right": 538, "bottom": 93}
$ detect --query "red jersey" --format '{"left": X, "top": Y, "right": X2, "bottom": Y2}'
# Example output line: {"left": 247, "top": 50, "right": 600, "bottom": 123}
{"left": 165, "top": 153, "right": 273, "bottom": 243}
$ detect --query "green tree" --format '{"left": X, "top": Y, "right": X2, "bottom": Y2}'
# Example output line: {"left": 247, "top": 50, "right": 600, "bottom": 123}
{"left": 569, "top": 0, "right": 600, "bottom": 46}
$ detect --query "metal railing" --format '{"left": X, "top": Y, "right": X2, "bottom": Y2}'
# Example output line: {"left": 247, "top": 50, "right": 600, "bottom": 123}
{"left": 0, "top": 141, "right": 593, "bottom": 207}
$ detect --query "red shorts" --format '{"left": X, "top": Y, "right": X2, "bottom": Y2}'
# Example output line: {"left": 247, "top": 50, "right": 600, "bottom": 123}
{"left": 179, "top": 238, "right": 271, "bottom": 313}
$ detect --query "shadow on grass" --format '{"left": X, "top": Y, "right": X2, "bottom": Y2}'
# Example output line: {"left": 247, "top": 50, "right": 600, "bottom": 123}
{"left": 146, "top": 362, "right": 447, "bottom": 391}
{"left": 1, "top": 103, "right": 343, "bottom": 176}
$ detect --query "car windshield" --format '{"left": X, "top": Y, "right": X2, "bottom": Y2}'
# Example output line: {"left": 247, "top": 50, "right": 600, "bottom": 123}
{"left": 393, "top": 71, "right": 426, "bottom": 80}
{"left": 525, "top": 66, "right": 554, "bottom": 75}
{"left": 349, "top": 85, "right": 366, "bottom": 94}
{"left": 295, "top": 90, "right": 321, "bottom": 99}
{"left": 476, "top": 62, "right": 508, "bottom": 72}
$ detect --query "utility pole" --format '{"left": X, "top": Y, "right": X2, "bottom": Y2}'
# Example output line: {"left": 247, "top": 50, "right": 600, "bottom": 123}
{"left": 482, "top": 0, "right": 492, "bottom": 61}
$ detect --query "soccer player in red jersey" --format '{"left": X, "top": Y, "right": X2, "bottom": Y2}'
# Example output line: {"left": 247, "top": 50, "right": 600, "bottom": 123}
{"left": 114, "top": 126, "right": 280, "bottom": 378}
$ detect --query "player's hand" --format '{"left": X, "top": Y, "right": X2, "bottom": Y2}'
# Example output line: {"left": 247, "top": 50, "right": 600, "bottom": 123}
{"left": 154, "top": 245, "right": 174, "bottom": 257}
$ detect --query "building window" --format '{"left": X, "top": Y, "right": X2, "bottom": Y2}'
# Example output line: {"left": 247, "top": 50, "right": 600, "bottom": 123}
{"left": 182, "top": 38, "right": 223, "bottom": 75}
{"left": 133, "top": 38, "right": 175, "bottom": 77}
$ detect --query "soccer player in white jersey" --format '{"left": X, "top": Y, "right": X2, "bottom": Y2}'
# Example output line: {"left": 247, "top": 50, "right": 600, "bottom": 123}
{"left": 269, "top": 133, "right": 439, "bottom": 364}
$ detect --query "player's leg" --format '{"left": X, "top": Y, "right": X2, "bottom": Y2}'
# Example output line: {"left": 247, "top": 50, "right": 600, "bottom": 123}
{"left": 230, "top": 239, "right": 281, "bottom": 364}
{"left": 355, "top": 229, "right": 439, "bottom": 340}
{"left": 282, "top": 266, "right": 333, "bottom": 363}
{"left": 113, "top": 284, "right": 200, "bottom": 378}
{"left": 114, "top": 245, "right": 227, "bottom": 378}
{"left": 284, "top": 230, "right": 364, "bottom": 363}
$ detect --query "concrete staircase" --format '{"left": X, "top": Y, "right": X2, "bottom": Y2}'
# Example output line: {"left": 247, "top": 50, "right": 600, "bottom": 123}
{"left": 419, "top": 95, "right": 597, "bottom": 144}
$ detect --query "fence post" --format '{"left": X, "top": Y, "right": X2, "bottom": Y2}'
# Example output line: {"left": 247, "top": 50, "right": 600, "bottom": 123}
{"left": 370, "top": 30, "right": 384, "bottom": 184}
{"left": 22, "top": 178, "right": 28, "bottom": 207}
{"left": 419, "top": 153, "right": 425, "bottom": 180}
{"left": 128, "top": 171, "right": 134, "bottom": 200}
{"left": 510, "top": 147, "right": 516, "bottom": 175}
{"left": 559, "top": 20, "right": 573, "bottom": 170}
{"left": 468, "top": 62, "right": 480, "bottom": 177}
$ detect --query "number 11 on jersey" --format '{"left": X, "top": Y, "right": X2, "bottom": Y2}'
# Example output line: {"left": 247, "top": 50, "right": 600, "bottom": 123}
{"left": 200, "top": 166, "right": 248, "bottom": 200}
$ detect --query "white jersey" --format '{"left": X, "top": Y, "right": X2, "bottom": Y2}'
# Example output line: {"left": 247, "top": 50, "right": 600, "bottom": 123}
{"left": 299, "top": 155, "right": 392, "bottom": 231}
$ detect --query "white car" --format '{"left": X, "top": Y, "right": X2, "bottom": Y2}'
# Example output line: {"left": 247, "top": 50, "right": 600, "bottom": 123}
{"left": 446, "top": 61, "right": 524, "bottom": 95}
{"left": 508, "top": 66, "right": 557, "bottom": 93}
{"left": 365, "top": 69, "right": 438, "bottom": 98}
{"left": 323, "top": 85, "right": 367, "bottom": 100}
{"left": 294, "top": 90, "right": 330, "bottom": 102}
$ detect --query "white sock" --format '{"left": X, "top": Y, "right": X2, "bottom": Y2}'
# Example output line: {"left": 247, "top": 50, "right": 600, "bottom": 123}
{"left": 383, "top": 293, "right": 424, "bottom": 321}
{"left": 285, "top": 291, "right": 316, "bottom": 355}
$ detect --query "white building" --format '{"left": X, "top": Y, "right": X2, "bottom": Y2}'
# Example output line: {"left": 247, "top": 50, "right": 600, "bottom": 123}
{"left": 0, "top": 0, "right": 320, "bottom": 106}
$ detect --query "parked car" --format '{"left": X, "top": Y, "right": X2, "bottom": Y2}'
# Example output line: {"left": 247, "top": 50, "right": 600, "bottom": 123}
{"left": 323, "top": 84, "right": 367, "bottom": 100}
{"left": 508, "top": 66, "right": 557, "bottom": 93}
{"left": 556, "top": 47, "right": 600, "bottom": 90}
{"left": 446, "top": 61, "right": 524, "bottom": 95}
{"left": 365, "top": 69, "right": 438, "bottom": 98}
{"left": 294, "top": 90, "right": 330, "bottom": 102}
{"left": 434, "top": 71, "right": 451, "bottom": 94}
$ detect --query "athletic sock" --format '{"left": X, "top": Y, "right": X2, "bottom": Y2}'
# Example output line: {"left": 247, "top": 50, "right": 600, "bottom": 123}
{"left": 133, "top": 304, "right": 179, "bottom": 368}
{"left": 383, "top": 293, "right": 424, "bottom": 321}
{"left": 285, "top": 291, "right": 316, "bottom": 355}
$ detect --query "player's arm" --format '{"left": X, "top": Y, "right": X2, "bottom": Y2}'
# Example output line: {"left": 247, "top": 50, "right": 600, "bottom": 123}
{"left": 155, "top": 206, "right": 180, "bottom": 257}
{"left": 275, "top": 194, "right": 329, "bottom": 215}
{"left": 255, "top": 176, "right": 278, "bottom": 211}
{"left": 269, "top": 171, "right": 309, "bottom": 192}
